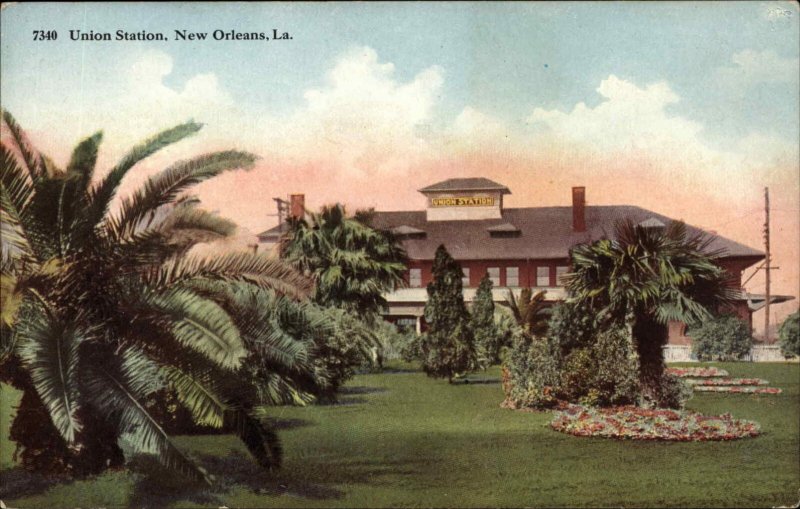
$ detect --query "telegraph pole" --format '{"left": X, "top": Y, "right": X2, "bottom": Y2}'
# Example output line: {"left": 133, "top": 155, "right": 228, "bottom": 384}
{"left": 764, "top": 187, "right": 771, "bottom": 342}
{"left": 272, "top": 197, "right": 289, "bottom": 232}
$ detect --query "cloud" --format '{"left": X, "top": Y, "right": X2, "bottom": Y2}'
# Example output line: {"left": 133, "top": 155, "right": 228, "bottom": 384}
{"left": 712, "top": 49, "right": 799, "bottom": 91}
{"left": 526, "top": 75, "right": 706, "bottom": 159}
{"left": 261, "top": 46, "right": 444, "bottom": 178}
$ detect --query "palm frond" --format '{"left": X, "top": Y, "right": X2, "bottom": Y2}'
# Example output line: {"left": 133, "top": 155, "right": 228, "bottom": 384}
{"left": 110, "top": 151, "right": 256, "bottom": 240}
{"left": 225, "top": 410, "right": 282, "bottom": 471}
{"left": 1, "top": 193, "right": 32, "bottom": 261}
{"left": 252, "top": 372, "right": 316, "bottom": 406}
{"left": 1, "top": 110, "right": 44, "bottom": 180}
{"left": 1, "top": 144, "right": 34, "bottom": 218}
{"left": 86, "top": 121, "right": 203, "bottom": 230}
{"left": 160, "top": 365, "right": 227, "bottom": 428}
{"left": 83, "top": 347, "right": 213, "bottom": 485}
{"left": 151, "top": 252, "right": 314, "bottom": 300}
{"left": 65, "top": 131, "right": 103, "bottom": 193}
{"left": 147, "top": 288, "right": 247, "bottom": 370}
{"left": 15, "top": 304, "right": 86, "bottom": 443}
{"left": 1, "top": 144, "right": 35, "bottom": 259}
{"left": 161, "top": 201, "right": 236, "bottom": 239}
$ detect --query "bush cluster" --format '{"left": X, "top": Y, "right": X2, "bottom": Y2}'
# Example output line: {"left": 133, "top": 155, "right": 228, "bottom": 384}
{"left": 778, "top": 311, "right": 799, "bottom": 358}
{"left": 652, "top": 374, "right": 693, "bottom": 409}
{"left": 374, "top": 319, "right": 419, "bottom": 363}
{"left": 689, "top": 314, "right": 752, "bottom": 361}
{"left": 503, "top": 302, "right": 642, "bottom": 409}
{"left": 503, "top": 331, "right": 561, "bottom": 409}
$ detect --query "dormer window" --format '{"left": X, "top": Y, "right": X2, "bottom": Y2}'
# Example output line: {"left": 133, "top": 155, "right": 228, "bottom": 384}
{"left": 487, "top": 223, "right": 521, "bottom": 238}
{"left": 638, "top": 218, "right": 666, "bottom": 232}
{"left": 391, "top": 225, "right": 426, "bottom": 240}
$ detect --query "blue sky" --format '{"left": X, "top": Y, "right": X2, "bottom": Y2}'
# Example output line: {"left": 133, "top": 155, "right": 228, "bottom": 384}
{"left": 2, "top": 2, "right": 798, "bottom": 148}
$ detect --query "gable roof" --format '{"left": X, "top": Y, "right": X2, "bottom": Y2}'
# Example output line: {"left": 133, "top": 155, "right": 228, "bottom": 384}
{"left": 256, "top": 226, "right": 284, "bottom": 240}
{"left": 418, "top": 178, "right": 511, "bottom": 194}
{"left": 368, "top": 205, "right": 764, "bottom": 262}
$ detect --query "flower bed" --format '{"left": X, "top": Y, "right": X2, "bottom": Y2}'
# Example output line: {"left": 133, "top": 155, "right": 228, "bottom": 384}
{"left": 692, "top": 386, "right": 782, "bottom": 394}
{"left": 666, "top": 367, "right": 729, "bottom": 378}
{"left": 550, "top": 404, "right": 761, "bottom": 441}
{"left": 685, "top": 378, "right": 769, "bottom": 386}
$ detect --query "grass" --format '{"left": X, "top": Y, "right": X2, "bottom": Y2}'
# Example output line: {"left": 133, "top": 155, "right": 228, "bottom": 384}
{"left": 1, "top": 361, "right": 798, "bottom": 508}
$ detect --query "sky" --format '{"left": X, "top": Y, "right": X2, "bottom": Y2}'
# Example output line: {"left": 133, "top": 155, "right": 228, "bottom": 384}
{"left": 1, "top": 2, "right": 798, "bottom": 332}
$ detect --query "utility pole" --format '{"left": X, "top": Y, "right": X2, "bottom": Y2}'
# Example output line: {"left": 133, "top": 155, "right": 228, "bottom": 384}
{"left": 764, "top": 187, "right": 771, "bottom": 342}
{"left": 272, "top": 197, "right": 289, "bottom": 232}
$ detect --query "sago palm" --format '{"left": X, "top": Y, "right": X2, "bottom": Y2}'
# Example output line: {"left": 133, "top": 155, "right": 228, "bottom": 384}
{"left": 503, "top": 287, "right": 551, "bottom": 338}
{"left": 0, "top": 110, "right": 316, "bottom": 483}
{"left": 563, "top": 219, "right": 735, "bottom": 404}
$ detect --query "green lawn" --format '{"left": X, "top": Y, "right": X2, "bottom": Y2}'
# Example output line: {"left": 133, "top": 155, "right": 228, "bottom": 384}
{"left": 1, "top": 362, "right": 798, "bottom": 508}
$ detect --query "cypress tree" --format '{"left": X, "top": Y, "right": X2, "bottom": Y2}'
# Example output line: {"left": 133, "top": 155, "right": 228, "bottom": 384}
{"left": 420, "top": 245, "right": 476, "bottom": 382}
{"left": 471, "top": 273, "right": 500, "bottom": 366}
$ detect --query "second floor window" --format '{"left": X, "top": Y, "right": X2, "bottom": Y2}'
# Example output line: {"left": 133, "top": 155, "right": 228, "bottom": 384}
{"left": 409, "top": 268, "right": 422, "bottom": 288}
{"left": 536, "top": 266, "right": 550, "bottom": 287}
{"left": 506, "top": 266, "right": 519, "bottom": 287}
{"left": 461, "top": 267, "right": 470, "bottom": 287}
{"left": 487, "top": 267, "right": 500, "bottom": 286}
{"left": 556, "top": 265, "right": 569, "bottom": 286}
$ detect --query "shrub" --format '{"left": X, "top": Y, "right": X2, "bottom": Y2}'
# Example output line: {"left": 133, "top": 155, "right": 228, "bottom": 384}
{"left": 778, "top": 311, "right": 799, "bottom": 358}
{"left": 503, "top": 331, "right": 561, "bottom": 409}
{"left": 375, "top": 319, "right": 419, "bottom": 363}
{"left": 653, "top": 374, "right": 692, "bottom": 409}
{"left": 472, "top": 274, "right": 501, "bottom": 367}
{"left": 504, "top": 321, "right": 643, "bottom": 409}
{"left": 559, "top": 348, "right": 596, "bottom": 402}
{"left": 590, "top": 327, "right": 641, "bottom": 407}
{"left": 313, "top": 308, "right": 378, "bottom": 397}
{"left": 495, "top": 311, "right": 520, "bottom": 365}
{"left": 547, "top": 301, "right": 597, "bottom": 356}
{"left": 690, "top": 314, "right": 752, "bottom": 361}
{"left": 419, "top": 246, "right": 476, "bottom": 381}
{"left": 557, "top": 327, "right": 641, "bottom": 406}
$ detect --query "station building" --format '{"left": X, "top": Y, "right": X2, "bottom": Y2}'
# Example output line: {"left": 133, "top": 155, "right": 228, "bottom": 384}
{"left": 259, "top": 177, "right": 786, "bottom": 345}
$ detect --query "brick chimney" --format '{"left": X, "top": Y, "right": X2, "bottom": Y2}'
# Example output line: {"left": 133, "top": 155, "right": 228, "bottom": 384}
{"left": 572, "top": 187, "right": 586, "bottom": 232}
{"left": 289, "top": 194, "right": 305, "bottom": 220}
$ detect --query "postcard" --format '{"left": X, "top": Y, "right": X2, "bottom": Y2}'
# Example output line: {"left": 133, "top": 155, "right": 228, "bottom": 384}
{"left": 1, "top": 2, "right": 798, "bottom": 508}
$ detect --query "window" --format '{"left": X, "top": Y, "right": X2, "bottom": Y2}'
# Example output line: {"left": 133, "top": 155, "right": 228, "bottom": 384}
{"left": 536, "top": 266, "right": 550, "bottom": 287}
{"left": 461, "top": 267, "right": 470, "bottom": 287}
{"left": 395, "top": 317, "right": 417, "bottom": 332}
{"left": 409, "top": 268, "right": 422, "bottom": 288}
{"left": 556, "top": 265, "right": 569, "bottom": 286}
{"left": 487, "top": 267, "right": 500, "bottom": 286}
{"left": 506, "top": 266, "right": 519, "bottom": 287}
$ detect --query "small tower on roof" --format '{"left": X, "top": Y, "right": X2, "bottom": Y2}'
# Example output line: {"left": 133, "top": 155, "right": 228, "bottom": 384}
{"left": 418, "top": 177, "right": 511, "bottom": 221}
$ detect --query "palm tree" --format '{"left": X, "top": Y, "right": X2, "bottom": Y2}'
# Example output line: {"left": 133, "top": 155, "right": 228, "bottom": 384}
{"left": 0, "top": 110, "right": 316, "bottom": 483}
{"left": 563, "top": 219, "right": 734, "bottom": 404}
{"left": 279, "top": 204, "right": 409, "bottom": 379}
{"left": 503, "top": 287, "right": 551, "bottom": 338}
{"left": 279, "top": 203, "right": 408, "bottom": 316}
